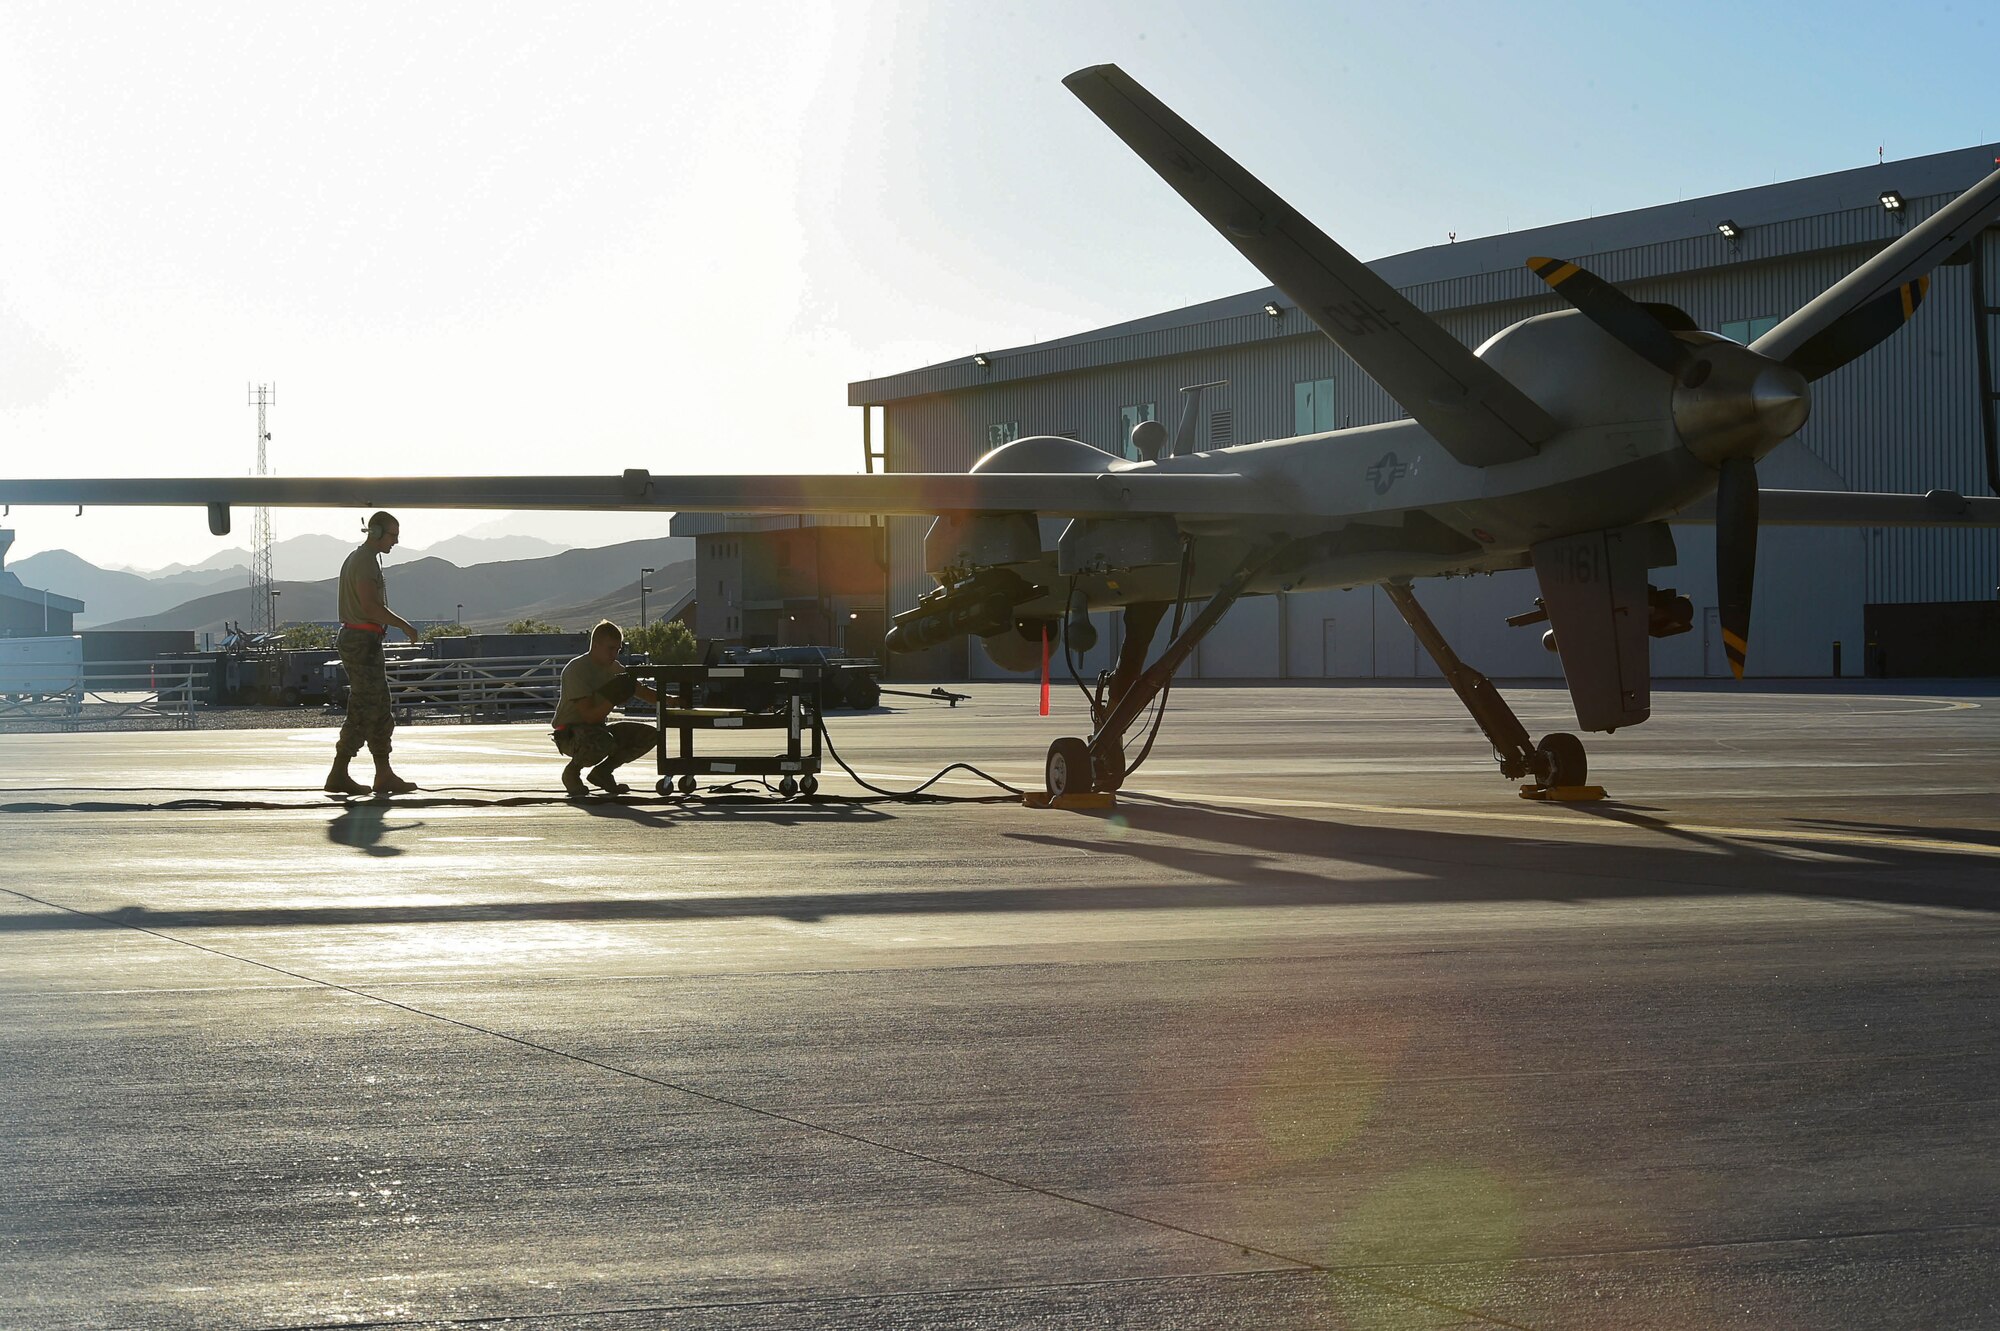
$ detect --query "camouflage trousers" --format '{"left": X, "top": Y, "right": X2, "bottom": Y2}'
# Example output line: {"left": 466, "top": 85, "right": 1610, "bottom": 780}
{"left": 336, "top": 627, "right": 394, "bottom": 760}
{"left": 554, "top": 721, "right": 659, "bottom": 772}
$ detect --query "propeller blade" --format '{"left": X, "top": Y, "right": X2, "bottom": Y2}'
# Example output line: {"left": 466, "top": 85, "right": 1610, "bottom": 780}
{"left": 1715, "top": 456, "right": 1759, "bottom": 681}
{"left": 1769, "top": 276, "right": 1929, "bottom": 381}
{"left": 1752, "top": 160, "right": 2000, "bottom": 377}
{"left": 1527, "top": 257, "right": 1692, "bottom": 376}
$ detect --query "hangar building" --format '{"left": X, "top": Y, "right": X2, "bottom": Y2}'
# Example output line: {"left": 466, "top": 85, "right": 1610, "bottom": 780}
{"left": 841, "top": 142, "right": 2000, "bottom": 682}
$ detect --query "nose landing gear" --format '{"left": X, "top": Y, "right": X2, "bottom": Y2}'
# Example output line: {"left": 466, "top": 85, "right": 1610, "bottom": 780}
{"left": 1035, "top": 542, "right": 1285, "bottom": 807}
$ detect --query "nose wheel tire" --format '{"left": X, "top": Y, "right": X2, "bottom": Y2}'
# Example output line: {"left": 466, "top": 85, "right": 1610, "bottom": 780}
{"left": 1045, "top": 736, "right": 1093, "bottom": 799}
{"left": 1535, "top": 732, "right": 1588, "bottom": 788}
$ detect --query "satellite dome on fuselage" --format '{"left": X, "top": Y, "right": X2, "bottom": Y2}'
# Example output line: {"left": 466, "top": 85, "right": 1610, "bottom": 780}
{"left": 1476, "top": 308, "right": 1684, "bottom": 428}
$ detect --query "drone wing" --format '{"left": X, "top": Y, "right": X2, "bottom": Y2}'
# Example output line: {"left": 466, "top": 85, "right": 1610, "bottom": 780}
{"left": 1064, "top": 63, "right": 1554, "bottom": 468}
{"left": 1673, "top": 488, "right": 2000, "bottom": 527}
{"left": 0, "top": 468, "right": 1288, "bottom": 524}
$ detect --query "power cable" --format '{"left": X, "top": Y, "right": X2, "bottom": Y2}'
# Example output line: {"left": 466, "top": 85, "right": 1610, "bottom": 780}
{"left": 817, "top": 710, "right": 1023, "bottom": 800}
{"left": 1062, "top": 573, "right": 1095, "bottom": 705}
{"left": 1120, "top": 536, "right": 1197, "bottom": 783}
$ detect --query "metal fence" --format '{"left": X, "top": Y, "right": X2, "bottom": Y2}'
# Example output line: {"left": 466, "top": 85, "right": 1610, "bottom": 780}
{"left": 368, "top": 653, "right": 571, "bottom": 722}
{"left": 0, "top": 652, "right": 598, "bottom": 730}
{"left": 0, "top": 659, "right": 206, "bottom": 729}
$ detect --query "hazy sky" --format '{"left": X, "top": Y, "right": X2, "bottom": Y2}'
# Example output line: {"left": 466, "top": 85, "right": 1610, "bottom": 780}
{"left": 4, "top": 0, "right": 1996, "bottom": 570}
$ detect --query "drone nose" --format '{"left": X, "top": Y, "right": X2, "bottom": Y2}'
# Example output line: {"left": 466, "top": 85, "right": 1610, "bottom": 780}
{"left": 1752, "top": 365, "right": 1810, "bottom": 441}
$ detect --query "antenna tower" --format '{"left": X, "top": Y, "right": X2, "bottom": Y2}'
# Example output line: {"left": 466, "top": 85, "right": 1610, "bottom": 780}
{"left": 248, "top": 383, "right": 277, "bottom": 633}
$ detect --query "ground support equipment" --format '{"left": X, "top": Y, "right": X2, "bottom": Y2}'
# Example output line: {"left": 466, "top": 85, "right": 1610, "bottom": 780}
{"left": 1518, "top": 783, "right": 1608, "bottom": 802}
{"left": 879, "top": 686, "right": 972, "bottom": 707}
{"left": 650, "top": 663, "right": 824, "bottom": 799}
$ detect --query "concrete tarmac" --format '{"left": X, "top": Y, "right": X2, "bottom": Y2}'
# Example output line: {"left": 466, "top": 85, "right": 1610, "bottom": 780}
{"left": 2, "top": 681, "right": 1998, "bottom": 1330}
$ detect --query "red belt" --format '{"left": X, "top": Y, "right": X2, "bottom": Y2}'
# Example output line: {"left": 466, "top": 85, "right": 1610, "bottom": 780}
{"left": 342, "top": 621, "right": 385, "bottom": 634}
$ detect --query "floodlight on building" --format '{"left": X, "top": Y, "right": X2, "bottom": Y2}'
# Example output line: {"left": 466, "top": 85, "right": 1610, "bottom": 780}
{"left": 1716, "top": 219, "right": 1741, "bottom": 240}
{"left": 1262, "top": 301, "right": 1283, "bottom": 319}
{"left": 1879, "top": 189, "right": 1905, "bottom": 212}
{"left": 973, "top": 354, "right": 991, "bottom": 368}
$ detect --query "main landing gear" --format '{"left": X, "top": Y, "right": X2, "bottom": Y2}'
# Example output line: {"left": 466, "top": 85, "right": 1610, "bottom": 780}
{"left": 1381, "top": 581, "right": 1596, "bottom": 797}
{"left": 1039, "top": 562, "right": 1597, "bottom": 801}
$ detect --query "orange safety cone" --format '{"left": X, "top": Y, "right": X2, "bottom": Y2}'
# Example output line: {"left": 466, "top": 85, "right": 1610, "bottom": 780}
{"left": 1039, "top": 623, "right": 1050, "bottom": 716}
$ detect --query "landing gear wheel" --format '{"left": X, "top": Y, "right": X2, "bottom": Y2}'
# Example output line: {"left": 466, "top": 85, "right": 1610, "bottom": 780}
{"left": 1045, "top": 736, "right": 1093, "bottom": 799}
{"left": 1535, "top": 732, "right": 1587, "bottom": 789}
{"left": 676, "top": 774, "right": 697, "bottom": 795}
{"left": 800, "top": 775, "right": 818, "bottom": 797}
{"left": 1090, "top": 737, "right": 1127, "bottom": 793}
{"left": 778, "top": 775, "right": 799, "bottom": 799}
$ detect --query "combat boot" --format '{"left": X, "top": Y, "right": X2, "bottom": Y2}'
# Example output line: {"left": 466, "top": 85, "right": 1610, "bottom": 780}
{"left": 323, "top": 754, "right": 369, "bottom": 799}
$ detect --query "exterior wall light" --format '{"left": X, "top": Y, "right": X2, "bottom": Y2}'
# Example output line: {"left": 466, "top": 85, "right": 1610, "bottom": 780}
{"left": 1879, "top": 190, "right": 1905, "bottom": 212}
{"left": 1262, "top": 302, "right": 1283, "bottom": 318}
{"left": 973, "top": 354, "right": 991, "bottom": 368}
{"left": 1716, "top": 219, "right": 1741, "bottom": 239}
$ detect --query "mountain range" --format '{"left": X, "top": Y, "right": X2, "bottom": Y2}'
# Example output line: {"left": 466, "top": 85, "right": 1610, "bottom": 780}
{"left": 136, "top": 531, "right": 571, "bottom": 579}
{"left": 12, "top": 536, "right": 694, "bottom": 635}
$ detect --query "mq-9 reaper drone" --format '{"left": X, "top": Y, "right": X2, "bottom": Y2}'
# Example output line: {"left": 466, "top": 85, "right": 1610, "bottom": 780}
{"left": 7, "top": 65, "right": 2000, "bottom": 799}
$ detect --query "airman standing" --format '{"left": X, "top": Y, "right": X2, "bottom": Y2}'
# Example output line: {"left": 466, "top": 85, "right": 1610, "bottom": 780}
{"left": 324, "top": 511, "right": 420, "bottom": 798}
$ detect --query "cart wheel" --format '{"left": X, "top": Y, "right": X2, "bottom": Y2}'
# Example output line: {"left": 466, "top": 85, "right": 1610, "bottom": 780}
{"left": 656, "top": 777, "right": 673, "bottom": 798}
{"left": 779, "top": 775, "right": 799, "bottom": 799}
{"left": 800, "top": 775, "right": 818, "bottom": 797}
{"left": 676, "top": 774, "right": 697, "bottom": 795}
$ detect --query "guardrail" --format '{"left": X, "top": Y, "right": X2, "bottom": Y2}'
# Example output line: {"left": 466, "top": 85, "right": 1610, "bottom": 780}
{"left": 0, "top": 659, "right": 206, "bottom": 730}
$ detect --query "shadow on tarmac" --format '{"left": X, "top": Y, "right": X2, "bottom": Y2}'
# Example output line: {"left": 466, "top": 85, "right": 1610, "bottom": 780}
{"left": 326, "top": 803, "right": 424, "bottom": 857}
{"left": 1005, "top": 796, "right": 2000, "bottom": 915}
{"left": 2, "top": 796, "right": 1995, "bottom": 931}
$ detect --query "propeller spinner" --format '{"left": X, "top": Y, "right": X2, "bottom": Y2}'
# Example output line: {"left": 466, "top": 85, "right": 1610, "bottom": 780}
{"left": 1528, "top": 255, "right": 1810, "bottom": 679}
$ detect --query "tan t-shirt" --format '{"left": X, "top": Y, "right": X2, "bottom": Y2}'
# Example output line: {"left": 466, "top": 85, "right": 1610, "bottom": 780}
{"left": 554, "top": 653, "right": 627, "bottom": 729}
{"left": 337, "top": 546, "right": 386, "bottom": 625}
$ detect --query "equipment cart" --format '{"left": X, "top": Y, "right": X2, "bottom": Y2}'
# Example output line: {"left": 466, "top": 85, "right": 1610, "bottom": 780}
{"left": 650, "top": 662, "right": 824, "bottom": 798}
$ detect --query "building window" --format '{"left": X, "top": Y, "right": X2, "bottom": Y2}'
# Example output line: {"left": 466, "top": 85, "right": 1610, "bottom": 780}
{"left": 986, "top": 421, "right": 1020, "bottom": 450}
{"left": 1117, "top": 402, "right": 1157, "bottom": 459}
{"left": 1720, "top": 315, "right": 1780, "bottom": 345}
{"left": 1294, "top": 378, "right": 1335, "bottom": 435}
